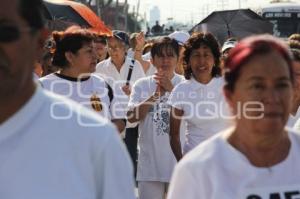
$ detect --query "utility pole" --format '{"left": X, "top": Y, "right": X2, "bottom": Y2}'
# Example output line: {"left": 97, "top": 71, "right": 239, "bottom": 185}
{"left": 134, "top": 0, "right": 140, "bottom": 32}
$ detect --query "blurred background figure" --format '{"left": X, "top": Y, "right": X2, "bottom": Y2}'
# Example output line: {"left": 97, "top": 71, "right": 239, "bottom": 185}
{"left": 151, "top": 20, "right": 163, "bottom": 35}
{"left": 168, "top": 31, "right": 190, "bottom": 75}
{"left": 287, "top": 37, "right": 300, "bottom": 128}
{"left": 96, "top": 30, "right": 145, "bottom": 179}
{"left": 94, "top": 35, "right": 109, "bottom": 63}
{"left": 0, "top": 0, "right": 135, "bottom": 198}
{"left": 220, "top": 37, "right": 238, "bottom": 73}
{"left": 168, "top": 35, "right": 300, "bottom": 199}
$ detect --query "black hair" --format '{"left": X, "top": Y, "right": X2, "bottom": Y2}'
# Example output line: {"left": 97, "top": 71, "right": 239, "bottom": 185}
{"left": 151, "top": 37, "right": 179, "bottom": 59}
{"left": 183, "top": 32, "right": 221, "bottom": 80}
{"left": 52, "top": 28, "right": 94, "bottom": 68}
{"left": 19, "top": 0, "right": 44, "bottom": 31}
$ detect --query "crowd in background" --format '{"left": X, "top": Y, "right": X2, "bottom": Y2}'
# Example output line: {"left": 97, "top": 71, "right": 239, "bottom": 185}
{"left": 3, "top": 0, "right": 300, "bottom": 198}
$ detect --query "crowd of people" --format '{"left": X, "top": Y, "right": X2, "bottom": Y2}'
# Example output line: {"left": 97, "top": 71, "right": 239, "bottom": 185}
{"left": 2, "top": 0, "right": 300, "bottom": 198}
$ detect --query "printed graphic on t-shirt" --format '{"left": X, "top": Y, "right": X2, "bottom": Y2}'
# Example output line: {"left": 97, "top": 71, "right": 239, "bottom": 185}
{"left": 90, "top": 93, "right": 102, "bottom": 112}
{"left": 151, "top": 94, "right": 170, "bottom": 136}
{"left": 240, "top": 185, "right": 300, "bottom": 199}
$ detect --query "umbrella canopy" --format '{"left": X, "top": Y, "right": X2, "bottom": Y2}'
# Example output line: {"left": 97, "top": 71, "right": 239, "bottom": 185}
{"left": 190, "top": 9, "right": 273, "bottom": 45}
{"left": 43, "top": 0, "right": 112, "bottom": 36}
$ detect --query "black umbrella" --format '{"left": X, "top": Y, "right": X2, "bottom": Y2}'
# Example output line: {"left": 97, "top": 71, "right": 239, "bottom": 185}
{"left": 42, "top": 0, "right": 89, "bottom": 28}
{"left": 190, "top": 9, "right": 273, "bottom": 45}
{"left": 42, "top": 0, "right": 112, "bottom": 35}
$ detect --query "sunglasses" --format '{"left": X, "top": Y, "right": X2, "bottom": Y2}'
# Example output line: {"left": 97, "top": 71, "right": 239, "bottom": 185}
{"left": 0, "top": 25, "right": 33, "bottom": 43}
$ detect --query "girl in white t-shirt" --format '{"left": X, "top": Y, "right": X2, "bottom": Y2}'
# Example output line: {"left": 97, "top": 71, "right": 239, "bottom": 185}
{"left": 127, "top": 37, "right": 184, "bottom": 199}
{"left": 168, "top": 32, "right": 231, "bottom": 161}
{"left": 168, "top": 35, "right": 300, "bottom": 199}
{"left": 40, "top": 27, "right": 125, "bottom": 133}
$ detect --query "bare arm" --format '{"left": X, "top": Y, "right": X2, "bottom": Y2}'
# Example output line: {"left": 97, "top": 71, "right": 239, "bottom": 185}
{"left": 134, "top": 32, "right": 150, "bottom": 73}
{"left": 112, "top": 119, "right": 126, "bottom": 133}
{"left": 170, "top": 106, "right": 184, "bottom": 161}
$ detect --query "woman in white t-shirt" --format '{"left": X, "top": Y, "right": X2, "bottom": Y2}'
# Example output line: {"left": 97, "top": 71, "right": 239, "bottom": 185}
{"left": 168, "top": 35, "right": 300, "bottom": 199}
{"left": 40, "top": 27, "right": 125, "bottom": 132}
{"left": 168, "top": 32, "right": 231, "bottom": 161}
{"left": 127, "top": 37, "right": 184, "bottom": 199}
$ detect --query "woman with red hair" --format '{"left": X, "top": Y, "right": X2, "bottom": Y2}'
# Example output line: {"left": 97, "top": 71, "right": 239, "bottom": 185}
{"left": 40, "top": 27, "right": 125, "bottom": 132}
{"left": 167, "top": 35, "right": 300, "bottom": 199}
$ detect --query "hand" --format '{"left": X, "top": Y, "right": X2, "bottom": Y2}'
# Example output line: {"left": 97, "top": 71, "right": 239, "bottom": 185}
{"left": 154, "top": 72, "right": 173, "bottom": 92}
{"left": 153, "top": 84, "right": 166, "bottom": 98}
{"left": 135, "top": 32, "right": 145, "bottom": 51}
{"left": 121, "top": 85, "right": 131, "bottom": 96}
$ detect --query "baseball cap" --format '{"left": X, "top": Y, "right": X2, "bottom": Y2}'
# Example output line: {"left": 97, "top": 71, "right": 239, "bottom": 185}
{"left": 113, "top": 30, "right": 129, "bottom": 46}
{"left": 222, "top": 39, "right": 238, "bottom": 53}
{"left": 168, "top": 31, "right": 190, "bottom": 46}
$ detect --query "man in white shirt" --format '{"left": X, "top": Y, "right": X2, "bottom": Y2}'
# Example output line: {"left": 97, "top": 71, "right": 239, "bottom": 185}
{"left": 95, "top": 30, "right": 145, "bottom": 178}
{"left": 0, "top": 0, "right": 135, "bottom": 198}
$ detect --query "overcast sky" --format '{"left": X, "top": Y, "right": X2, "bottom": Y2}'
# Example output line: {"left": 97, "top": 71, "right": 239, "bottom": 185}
{"left": 127, "top": 0, "right": 300, "bottom": 24}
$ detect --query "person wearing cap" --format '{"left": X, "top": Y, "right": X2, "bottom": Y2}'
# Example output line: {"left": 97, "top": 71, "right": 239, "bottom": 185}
{"left": 95, "top": 30, "right": 146, "bottom": 178}
{"left": 168, "top": 31, "right": 190, "bottom": 75}
{"left": 168, "top": 35, "right": 300, "bottom": 199}
{"left": 95, "top": 30, "right": 145, "bottom": 96}
{"left": 221, "top": 38, "right": 238, "bottom": 58}
{"left": 220, "top": 38, "right": 238, "bottom": 74}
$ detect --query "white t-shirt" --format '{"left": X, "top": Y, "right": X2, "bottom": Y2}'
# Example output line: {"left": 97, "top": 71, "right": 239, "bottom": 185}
{"left": 167, "top": 128, "right": 300, "bottom": 199}
{"left": 287, "top": 106, "right": 300, "bottom": 128}
{"left": 95, "top": 56, "right": 145, "bottom": 92}
{"left": 0, "top": 87, "right": 135, "bottom": 199}
{"left": 39, "top": 73, "right": 125, "bottom": 120}
{"left": 95, "top": 57, "right": 146, "bottom": 128}
{"left": 128, "top": 74, "right": 184, "bottom": 182}
{"left": 168, "top": 77, "right": 232, "bottom": 154}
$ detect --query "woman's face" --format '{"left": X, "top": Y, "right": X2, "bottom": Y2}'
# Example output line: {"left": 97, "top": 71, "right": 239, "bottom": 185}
{"left": 72, "top": 42, "right": 97, "bottom": 73}
{"left": 189, "top": 45, "right": 215, "bottom": 80}
{"left": 151, "top": 48, "right": 178, "bottom": 75}
{"left": 226, "top": 51, "right": 293, "bottom": 134}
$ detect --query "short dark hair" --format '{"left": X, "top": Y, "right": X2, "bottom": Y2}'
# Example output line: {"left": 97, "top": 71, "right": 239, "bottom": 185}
{"left": 151, "top": 37, "right": 179, "bottom": 59}
{"left": 18, "top": 0, "right": 44, "bottom": 30}
{"left": 224, "top": 35, "right": 294, "bottom": 91}
{"left": 183, "top": 32, "right": 221, "bottom": 80}
{"left": 52, "top": 27, "right": 94, "bottom": 68}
